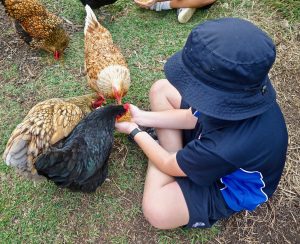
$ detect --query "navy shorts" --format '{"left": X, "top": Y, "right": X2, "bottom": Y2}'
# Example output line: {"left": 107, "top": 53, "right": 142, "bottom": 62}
{"left": 176, "top": 100, "right": 235, "bottom": 228}
{"left": 176, "top": 178, "right": 235, "bottom": 228}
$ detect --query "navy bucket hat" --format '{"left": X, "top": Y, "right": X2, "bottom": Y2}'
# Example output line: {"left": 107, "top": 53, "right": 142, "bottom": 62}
{"left": 164, "top": 18, "right": 276, "bottom": 120}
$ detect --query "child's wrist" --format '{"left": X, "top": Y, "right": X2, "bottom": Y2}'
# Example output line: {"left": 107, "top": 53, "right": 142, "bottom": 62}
{"left": 127, "top": 124, "right": 139, "bottom": 134}
{"left": 133, "top": 109, "right": 145, "bottom": 126}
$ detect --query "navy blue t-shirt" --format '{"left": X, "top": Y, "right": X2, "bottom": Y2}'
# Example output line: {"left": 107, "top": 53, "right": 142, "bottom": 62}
{"left": 177, "top": 102, "right": 288, "bottom": 212}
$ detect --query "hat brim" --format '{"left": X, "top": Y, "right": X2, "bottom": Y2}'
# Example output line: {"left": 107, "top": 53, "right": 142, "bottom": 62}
{"left": 164, "top": 51, "right": 276, "bottom": 120}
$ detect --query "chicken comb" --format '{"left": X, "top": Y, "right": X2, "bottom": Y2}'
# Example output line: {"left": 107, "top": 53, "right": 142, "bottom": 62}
{"left": 123, "top": 103, "right": 130, "bottom": 110}
{"left": 116, "top": 103, "right": 131, "bottom": 122}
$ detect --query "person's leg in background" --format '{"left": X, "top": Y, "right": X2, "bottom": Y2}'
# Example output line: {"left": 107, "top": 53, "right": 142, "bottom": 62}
{"left": 148, "top": 0, "right": 216, "bottom": 23}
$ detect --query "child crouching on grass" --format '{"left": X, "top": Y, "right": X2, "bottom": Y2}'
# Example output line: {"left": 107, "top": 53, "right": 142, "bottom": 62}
{"left": 115, "top": 18, "right": 288, "bottom": 229}
{"left": 134, "top": 0, "right": 216, "bottom": 23}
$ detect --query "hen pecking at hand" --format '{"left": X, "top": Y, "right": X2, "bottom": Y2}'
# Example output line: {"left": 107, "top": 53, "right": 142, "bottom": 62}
{"left": 35, "top": 104, "right": 127, "bottom": 193}
{"left": 84, "top": 5, "right": 130, "bottom": 104}
{"left": 1, "top": 0, "right": 69, "bottom": 60}
{"left": 3, "top": 93, "right": 104, "bottom": 179}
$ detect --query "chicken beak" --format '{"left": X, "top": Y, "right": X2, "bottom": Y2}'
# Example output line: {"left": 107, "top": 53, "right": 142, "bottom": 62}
{"left": 116, "top": 97, "right": 122, "bottom": 105}
{"left": 113, "top": 87, "right": 122, "bottom": 104}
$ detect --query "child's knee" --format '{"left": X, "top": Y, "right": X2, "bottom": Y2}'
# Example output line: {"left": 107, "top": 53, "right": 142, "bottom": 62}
{"left": 149, "top": 79, "right": 169, "bottom": 101}
{"left": 142, "top": 200, "right": 169, "bottom": 229}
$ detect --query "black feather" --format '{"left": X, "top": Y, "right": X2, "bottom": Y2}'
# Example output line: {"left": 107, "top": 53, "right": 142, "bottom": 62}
{"left": 35, "top": 105, "right": 126, "bottom": 193}
{"left": 79, "top": 0, "right": 117, "bottom": 8}
{"left": 14, "top": 21, "right": 33, "bottom": 45}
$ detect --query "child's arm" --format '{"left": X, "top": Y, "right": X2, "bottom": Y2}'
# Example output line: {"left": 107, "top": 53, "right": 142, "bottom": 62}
{"left": 134, "top": 131, "right": 185, "bottom": 176}
{"left": 115, "top": 121, "right": 186, "bottom": 176}
{"left": 130, "top": 104, "right": 197, "bottom": 129}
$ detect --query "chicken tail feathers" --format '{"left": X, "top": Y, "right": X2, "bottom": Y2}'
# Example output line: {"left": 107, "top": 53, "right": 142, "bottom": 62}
{"left": 3, "top": 135, "right": 29, "bottom": 171}
{"left": 84, "top": 4, "right": 100, "bottom": 35}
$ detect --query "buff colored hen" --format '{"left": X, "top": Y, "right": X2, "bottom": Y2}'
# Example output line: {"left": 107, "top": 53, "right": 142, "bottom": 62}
{"left": 2, "top": 94, "right": 104, "bottom": 179}
{"left": 1, "top": 0, "right": 69, "bottom": 59}
{"left": 84, "top": 5, "right": 130, "bottom": 104}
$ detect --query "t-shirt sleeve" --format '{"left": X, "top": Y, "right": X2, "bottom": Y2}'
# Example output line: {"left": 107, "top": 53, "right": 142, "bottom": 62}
{"left": 176, "top": 139, "right": 236, "bottom": 186}
{"left": 191, "top": 107, "right": 201, "bottom": 118}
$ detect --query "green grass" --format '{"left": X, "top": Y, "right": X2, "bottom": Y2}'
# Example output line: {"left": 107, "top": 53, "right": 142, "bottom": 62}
{"left": 0, "top": 0, "right": 297, "bottom": 243}
{"left": 261, "top": 0, "right": 300, "bottom": 22}
{"left": 2, "top": 63, "right": 19, "bottom": 81}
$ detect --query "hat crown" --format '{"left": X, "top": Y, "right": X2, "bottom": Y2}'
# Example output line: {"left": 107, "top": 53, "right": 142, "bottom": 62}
{"left": 164, "top": 17, "right": 277, "bottom": 120}
{"left": 183, "top": 18, "right": 276, "bottom": 92}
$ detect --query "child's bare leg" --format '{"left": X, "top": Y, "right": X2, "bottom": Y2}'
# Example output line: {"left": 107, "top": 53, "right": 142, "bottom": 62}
{"left": 142, "top": 79, "right": 189, "bottom": 229}
{"left": 143, "top": 163, "right": 189, "bottom": 229}
{"left": 170, "top": 0, "right": 216, "bottom": 9}
{"left": 149, "top": 79, "right": 182, "bottom": 147}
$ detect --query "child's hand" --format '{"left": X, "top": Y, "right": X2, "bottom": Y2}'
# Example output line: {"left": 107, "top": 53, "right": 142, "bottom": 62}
{"left": 115, "top": 121, "right": 138, "bottom": 135}
{"left": 127, "top": 104, "right": 141, "bottom": 121}
{"left": 134, "top": 0, "right": 157, "bottom": 9}
{"left": 115, "top": 104, "right": 142, "bottom": 134}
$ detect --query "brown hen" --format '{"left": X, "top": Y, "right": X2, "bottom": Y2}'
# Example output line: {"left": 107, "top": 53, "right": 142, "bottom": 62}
{"left": 2, "top": 93, "right": 104, "bottom": 179}
{"left": 84, "top": 5, "right": 130, "bottom": 104}
{"left": 1, "top": 0, "right": 69, "bottom": 59}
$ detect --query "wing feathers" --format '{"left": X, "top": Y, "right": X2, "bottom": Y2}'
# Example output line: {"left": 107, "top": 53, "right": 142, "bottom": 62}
{"left": 3, "top": 99, "right": 86, "bottom": 177}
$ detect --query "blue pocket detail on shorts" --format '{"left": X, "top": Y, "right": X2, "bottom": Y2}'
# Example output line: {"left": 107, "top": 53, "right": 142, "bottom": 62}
{"left": 220, "top": 168, "right": 268, "bottom": 211}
